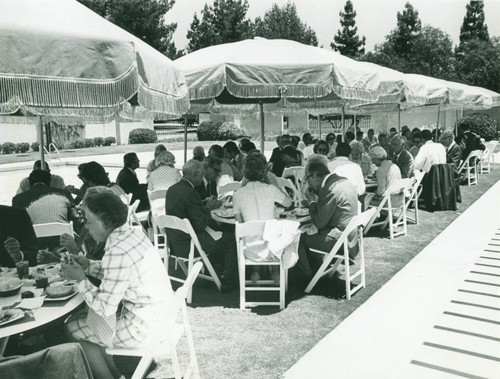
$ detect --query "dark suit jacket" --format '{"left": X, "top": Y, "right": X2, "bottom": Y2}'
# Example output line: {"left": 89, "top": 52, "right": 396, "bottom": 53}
{"left": 0, "top": 205, "right": 38, "bottom": 267}
{"left": 271, "top": 145, "right": 301, "bottom": 177}
{"left": 422, "top": 164, "right": 460, "bottom": 212}
{"left": 195, "top": 179, "right": 217, "bottom": 201}
{"left": 457, "top": 131, "right": 485, "bottom": 161}
{"left": 393, "top": 149, "right": 415, "bottom": 179}
{"left": 446, "top": 142, "right": 462, "bottom": 169}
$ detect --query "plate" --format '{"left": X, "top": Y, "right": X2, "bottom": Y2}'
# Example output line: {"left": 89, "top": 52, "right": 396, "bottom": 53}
{"left": 43, "top": 290, "right": 78, "bottom": 302}
{"left": 294, "top": 208, "right": 309, "bottom": 217}
{"left": 0, "top": 309, "right": 25, "bottom": 327}
{"left": 214, "top": 210, "right": 234, "bottom": 218}
{"left": 0, "top": 279, "right": 23, "bottom": 297}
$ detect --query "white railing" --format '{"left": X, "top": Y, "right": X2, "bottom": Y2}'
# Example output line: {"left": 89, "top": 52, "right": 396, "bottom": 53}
{"left": 43, "top": 143, "right": 62, "bottom": 165}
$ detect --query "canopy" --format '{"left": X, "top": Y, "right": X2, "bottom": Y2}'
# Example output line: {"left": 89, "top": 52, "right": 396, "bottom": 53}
{"left": 0, "top": 0, "right": 189, "bottom": 119}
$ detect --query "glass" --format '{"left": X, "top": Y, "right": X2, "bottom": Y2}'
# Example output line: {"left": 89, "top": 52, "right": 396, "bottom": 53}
{"left": 16, "top": 261, "right": 29, "bottom": 279}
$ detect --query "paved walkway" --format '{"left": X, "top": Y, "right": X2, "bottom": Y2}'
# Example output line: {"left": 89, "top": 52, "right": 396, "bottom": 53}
{"left": 285, "top": 179, "right": 500, "bottom": 379}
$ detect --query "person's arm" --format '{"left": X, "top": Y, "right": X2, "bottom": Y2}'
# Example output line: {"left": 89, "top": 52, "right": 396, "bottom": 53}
{"left": 414, "top": 146, "right": 426, "bottom": 171}
{"left": 186, "top": 191, "right": 210, "bottom": 233}
{"left": 311, "top": 189, "right": 337, "bottom": 230}
{"left": 376, "top": 167, "right": 386, "bottom": 197}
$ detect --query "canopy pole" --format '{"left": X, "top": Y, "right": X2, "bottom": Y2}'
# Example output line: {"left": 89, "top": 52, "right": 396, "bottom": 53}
{"left": 115, "top": 111, "right": 122, "bottom": 145}
{"left": 318, "top": 113, "right": 322, "bottom": 139}
{"left": 259, "top": 102, "right": 265, "bottom": 153}
{"left": 184, "top": 115, "right": 188, "bottom": 163}
{"left": 341, "top": 105, "right": 345, "bottom": 141}
{"left": 397, "top": 104, "right": 401, "bottom": 133}
{"left": 435, "top": 104, "right": 441, "bottom": 142}
{"left": 38, "top": 116, "right": 45, "bottom": 170}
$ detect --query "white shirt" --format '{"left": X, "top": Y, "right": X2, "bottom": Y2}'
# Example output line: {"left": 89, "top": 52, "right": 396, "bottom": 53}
{"left": 327, "top": 157, "right": 366, "bottom": 196}
{"left": 233, "top": 181, "right": 291, "bottom": 221}
{"left": 303, "top": 145, "right": 314, "bottom": 159}
{"left": 414, "top": 141, "right": 446, "bottom": 173}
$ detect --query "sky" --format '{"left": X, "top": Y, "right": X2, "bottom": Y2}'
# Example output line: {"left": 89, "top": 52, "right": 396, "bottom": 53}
{"left": 165, "top": 0, "right": 500, "bottom": 52}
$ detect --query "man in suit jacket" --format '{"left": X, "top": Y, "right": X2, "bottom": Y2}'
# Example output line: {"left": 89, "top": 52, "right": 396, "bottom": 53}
{"left": 165, "top": 159, "right": 238, "bottom": 291}
{"left": 195, "top": 157, "right": 222, "bottom": 203}
{"left": 440, "top": 130, "right": 462, "bottom": 169}
{"left": 116, "top": 152, "right": 149, "bottom": 211}
{"left": 271, "top": 134, "right": 302, "bottom": 177}
{"left": 390, "top": 135, "right": 415, "bottom": 178}
{"left": 457, "top": 125, "right": 485, "bottom": 161}
{"left": 297, "top": 161, "right": 359, "bottom": 277}
{"left": 0, "top": 205, "right": 38, "bottom": 267}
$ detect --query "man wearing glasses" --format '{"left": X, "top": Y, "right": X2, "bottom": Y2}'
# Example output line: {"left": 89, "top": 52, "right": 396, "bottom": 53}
{"left": 296, "top": 161, "right": 358, "bottom": 278}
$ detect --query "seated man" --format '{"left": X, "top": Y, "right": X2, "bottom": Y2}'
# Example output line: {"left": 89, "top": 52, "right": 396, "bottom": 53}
{"left": 16, "top": 160, "right": 65, "bottom": 194}
{"left": 116, "top": 152, "right": 149, "bottom": 211}
{"left": 208, "top": 144, "right": 234, "bottom": 183}
{"left": 456, "top": 123, "right": 485, "bottom": 161}
{"left": 297, "top": 161, "right": 358, "bottom": 277}
{"left": 223, "top": 141, "right": 247, "bottom": 181}
{"left": 390, "top": 135, "right": 415, "bottom": 179}
{"left": 440, "top": 130, "right": 462, "bottom": 169}
{"left": 271, "top": 134, "right": 302, "bottom": 177}
{"left": 327, "top": 143, "right": 365, "bottom": 196}
{"left": 414, "top": 129, "right": 446, "bottom": 173}
{"left": 367, "top": 146, "right": 402, "bottom": 205}
{"left": 165, "top": 159, "right": 238, "bottom": 291}
{"left": 195, "top": 156, "right": 223, "bottom": 204}
{"left": 0, "top": 205, "right": 38, "bottom": 267}
{"left": 192, "top": 145, "right": 206, "bottom": 161}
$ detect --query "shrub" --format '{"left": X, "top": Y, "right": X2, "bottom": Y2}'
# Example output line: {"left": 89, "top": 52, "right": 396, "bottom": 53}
{"left": 31, "top": 141, "right": 40, "bottom": 152}
{"left": 2, "top": 142, "right": 16, "bottom": 154}
{"left": 84, "top": 138, "right": 95, "bottom": 148}
{"left": 103, "top": 136, "right": 116, "bottom": 146}
{"left": 16, "top": 142, "right": 30, "bottom": 153}
{"left": 217, "top": 122, "right": 250, "bottom": 140}
{"left": 93, "top": 137, "right": 104, "bottom": 146}
{"left": 197, "top": 120, "right": 222, "bottom": 141}
{"left": 70, "top": 140, "right": 85, "bottom": 149}
{"left": 456, "top": 113, "right": 499, "bottom": 141}
{"left": 128, "top": 128, "right": 157, "bottom": 144}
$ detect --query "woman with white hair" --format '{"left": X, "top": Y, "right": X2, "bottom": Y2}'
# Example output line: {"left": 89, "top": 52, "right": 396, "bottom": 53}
{"left": 147, "top": 150, "right": 181, "bottom": 191}
{"left": 369, "top": 146, "right": 401, "bottom": 200}
{"left": 349, "top": 141, "right": 374, "bottom": 177}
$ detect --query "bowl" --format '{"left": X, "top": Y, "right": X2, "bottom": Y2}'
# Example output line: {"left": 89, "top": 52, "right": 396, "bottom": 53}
{"left": 294, "top": 208, "right": 309, "bottom": 216}
{"left": 0, "top": 279, "right": 23, "bottom": 297}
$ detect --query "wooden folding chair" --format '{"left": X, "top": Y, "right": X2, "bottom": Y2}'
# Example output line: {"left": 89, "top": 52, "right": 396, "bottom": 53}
{"left": 364, "top": 178, "right": 413, "bottom": 239}
{"left": 305, "top": 208, "right": 376, "bottom": 299}
{"left": 32, "top": 221, "right": 74, "bottom": 239}
{"left": 457, "top": 150, "right": 481, "bottom": 186}
{"left": 156, "top": 215, "right": 221, "bottom": 303}
{"left": 147, "top": 189, "right": 168, "bottom": 251}
{"left": 235, "top": 220, "right": 300, "bottom": 310}
{"left": 106, "top": 262, "right": 203, "bottom": 379}
{"left": 402, "top": 170, "right": 425, "bottom": 225}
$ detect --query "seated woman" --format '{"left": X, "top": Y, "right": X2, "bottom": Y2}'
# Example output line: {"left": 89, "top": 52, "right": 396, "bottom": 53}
{"left": 146, "top": 144, "right": 166, "bottom": 179}
{"left": 61, "top": 190, "right": 173, "bottom": 379}
{"left": 350, "top": 141, "right": 374, "bottom": 177}
{"left": 313, "top": 139, "right": 329, "bottom": 157}
{"left": 147, "top": 150, "right": 181, "bottom": 191}
{"left": 365, "top": 146, "right": 402, "bottom": 207}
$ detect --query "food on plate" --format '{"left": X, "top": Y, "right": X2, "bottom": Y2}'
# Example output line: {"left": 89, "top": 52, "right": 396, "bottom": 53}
{"left": 45, "top": 284, "right": 74, "bottom": 298}
{"left": 0, "top": 278, "right": 22, "bottom": 292}
{"left": 294, "top": 208, "right": 309, "bottom": 216}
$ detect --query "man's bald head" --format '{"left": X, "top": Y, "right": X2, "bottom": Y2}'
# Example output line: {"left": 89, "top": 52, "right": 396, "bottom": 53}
{"left": 182, "top": 159, "right": 204, "bottom": 186}
{"left": 390, "top": 135, "right": 404, "bottom": 155}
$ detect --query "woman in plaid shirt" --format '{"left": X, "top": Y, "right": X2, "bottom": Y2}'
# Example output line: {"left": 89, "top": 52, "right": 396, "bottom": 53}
{"left": 62, "top": 189, "right": 173, "bottom": 379}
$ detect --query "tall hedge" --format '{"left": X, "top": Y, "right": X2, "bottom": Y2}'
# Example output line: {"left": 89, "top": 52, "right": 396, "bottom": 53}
{"left": 457, "top": 113, "right": 499, "bottom": 141}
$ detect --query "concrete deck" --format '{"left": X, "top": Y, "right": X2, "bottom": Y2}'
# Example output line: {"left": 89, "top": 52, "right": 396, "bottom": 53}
{"left": 285, "top": 180, "right": 500, "bottom": 378}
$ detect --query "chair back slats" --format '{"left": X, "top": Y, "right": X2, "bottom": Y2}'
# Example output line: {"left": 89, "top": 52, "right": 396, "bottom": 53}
{"left": 234, "top": 220, "right": 266, "bottom": 240}
{"left": 156, "top": 214, "right": 190, "bottom": 235}
{"left": 218, "top": 181, "right": 241, "bottom": 198}
{"left": 33, "top": 221, "right": 74, "bottom": 238}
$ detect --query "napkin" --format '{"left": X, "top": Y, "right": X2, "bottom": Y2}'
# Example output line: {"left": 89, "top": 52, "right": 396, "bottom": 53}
{"left": 16, "top": 296, "right": 44, "bottom": 310}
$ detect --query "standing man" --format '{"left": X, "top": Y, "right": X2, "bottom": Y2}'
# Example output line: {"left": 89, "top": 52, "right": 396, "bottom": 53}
{"left": 297, "top": 161, "right": 358, "bottom": 277}
{"left": 116, "top": 152, "right": 149, "bottom": 211}
{"left": 390, "top": 135, "right": 415, "bottom": 178}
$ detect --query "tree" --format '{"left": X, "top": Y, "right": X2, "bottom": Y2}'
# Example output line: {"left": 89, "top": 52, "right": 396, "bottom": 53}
{"left": 250, "top": 2, "right": 318, "bottom": 46}
{"left": 459, "top": 0, "right": 489, "bottom": 46}
{"left": 392, "top": 2, "right": 421, "bottom": 57}
{"left": 330, "top": 0, "right": 365, "bottom": 59}
{"left": 186, "top": 0, "right": 251, "bottom": 52}
{"left": 77, "top": 0, "right": 179, "bottom": 58}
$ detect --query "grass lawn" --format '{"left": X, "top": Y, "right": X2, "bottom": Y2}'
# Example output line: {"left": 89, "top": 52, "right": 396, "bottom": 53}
{"left": 148, "top": 169, "right": 500, "bottom": 379}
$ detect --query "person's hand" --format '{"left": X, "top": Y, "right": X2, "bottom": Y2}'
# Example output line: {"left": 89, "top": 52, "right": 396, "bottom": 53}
{"left": 301, "top": 199, "right": 310, "bottom": 208}
{"left": 206, "top": 198, "right": 222, "bottom": 211}
{"left": 60, "top": 233, "right": 80, "bottom": 255}
{"left": 65, "top": 184, "right": 76, "bottom": 194}
{"left": 37, "top": 249, "right": 59, "bottom": 264}
{"left": 60, "top": 262, "right": 86, "bottom": 282}
{"left": 72, "top": 255, "right": 90, "bottom": 271}
{"left": 4, "top": 237, "right": 23, "bottom": 262}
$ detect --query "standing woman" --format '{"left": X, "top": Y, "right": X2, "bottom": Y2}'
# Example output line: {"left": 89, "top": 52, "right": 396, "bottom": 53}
{"left": 62, "top": 190, "right": 173, "bottom": 379}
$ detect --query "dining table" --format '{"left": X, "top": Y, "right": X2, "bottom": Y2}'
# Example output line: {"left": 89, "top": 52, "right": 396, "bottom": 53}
{"left": 0, "top": 264, "right": 84, "bottom": 356}
{"left": 211, "top": 205, "right": 312, "bottom": 225}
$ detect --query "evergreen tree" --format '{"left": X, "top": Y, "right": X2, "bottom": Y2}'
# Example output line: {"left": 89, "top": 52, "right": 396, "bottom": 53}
{"left": 251, "top": 2, "right": 318, "bottom": 46}
{"left": 459, "top": 0, "right": 489, "bottom": 45}
{"left": 186, "top": 0, "right": 251, "bottom": 52}
{"left": 330, "top": 0, "right": 366, "bottom": 58}
{"left": 77, "top": 0, "right": 178, "bottom": 59}
{"left": 392, "top": 2, "right": 421, "bottom": 57}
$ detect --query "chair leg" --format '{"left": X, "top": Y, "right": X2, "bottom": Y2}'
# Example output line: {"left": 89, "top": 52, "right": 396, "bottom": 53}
{"left": 345, "top": 254, "right": 351, "bottom": 301}
{"left": 130, "top": 355, "right": 154, "bottom": 379}
{"left": 182, "top": 305, "right": 201, "bottom": 379}
{"left": 239, "top": 262, "right": 246, "bottom": 310}
{"left": 279, "top": 266, "right": 286, "bottom": 310}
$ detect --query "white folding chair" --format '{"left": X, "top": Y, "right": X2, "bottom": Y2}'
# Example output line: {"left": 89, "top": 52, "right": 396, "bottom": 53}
{"left": 282, "top": 166, "right": 305, "bottom": 184}
{"left": 218, "top": 181, "right": 241, "bottom": 199}
{"left": 479, "top": 141, "right": 498, "bottom": 174}
{"left": 403, "top": 170, "right": 425, "bottom": 225}
{"left": 457, "top": 150, "right": 481, "bottom": 186}
{"left": 276, "top": 177, "right": 302, "bottom": 207}
{"left": 106, "top": 262, "right": 203, "bottom": 379}
{"left": 305, "top": 208, "right": 376, "bottom": 299}
{"left": 364, "top": 178, "right": 413, "bottom": 239}
{"left": 33, "top": 221, "right": 74, "bottom": 239}
{"left": 235, "top": 220, "right": 300, "bottom": 310}
{"left": 156, "top": 215, "right": 221, "bottom": 303}
{"left": 487, "top": 141, "right": 498, "bottom": 170}
{"left": 147, "top": 189, "right": 168, "bottom": 251}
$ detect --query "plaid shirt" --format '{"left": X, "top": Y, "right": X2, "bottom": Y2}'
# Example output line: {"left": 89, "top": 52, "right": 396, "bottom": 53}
{"left": 76, "top": 223, "right": 173, "bottom": 347}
